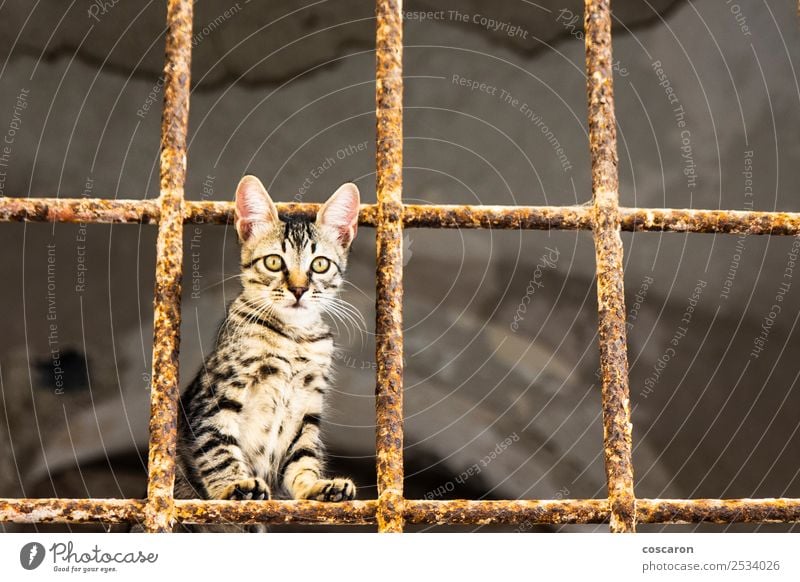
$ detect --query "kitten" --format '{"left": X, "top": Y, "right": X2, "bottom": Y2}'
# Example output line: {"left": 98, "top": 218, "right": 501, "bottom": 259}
{"left": 174, "top": 175, "right": 359, "bottom": 526}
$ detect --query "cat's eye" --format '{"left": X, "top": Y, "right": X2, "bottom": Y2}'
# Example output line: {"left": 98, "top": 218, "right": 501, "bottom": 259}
{"left": 311, "top": 257, "right": 330, "bottom": 274}
{"left": 263, "top": 254, "right": 283, "bottom": 271}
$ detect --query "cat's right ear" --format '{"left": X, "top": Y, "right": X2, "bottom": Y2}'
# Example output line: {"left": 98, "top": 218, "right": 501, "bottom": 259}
{"left": 235, "top": 175, "right": 279, "bottom": 242}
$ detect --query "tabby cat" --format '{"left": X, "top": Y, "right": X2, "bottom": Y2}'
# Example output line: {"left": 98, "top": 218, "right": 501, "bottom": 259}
{"left": 174, "top": 176, "right": 359, "bottom": 527}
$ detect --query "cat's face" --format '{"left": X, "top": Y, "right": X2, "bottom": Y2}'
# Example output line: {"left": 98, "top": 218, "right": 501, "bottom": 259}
{"left": 233, "top": 175, "right": 360, "bottom": 328}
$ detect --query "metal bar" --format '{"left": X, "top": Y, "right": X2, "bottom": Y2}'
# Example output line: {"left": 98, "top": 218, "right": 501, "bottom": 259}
{"left": 3, "top": 498, "right": 797, "bottom": 526}
{"left": 619, "top": 207, "right": 800, "bottom": 235}
{"left": 585, "top": 0, "right": 636, "bottom": 533}
{"left": 173, "top": 500, "right": 377, "bottom": 525}
{"left": 374, "top": 0, "right": 405, "bottom": 533}
{"left": 404, "top": 500, "right": 610, "bottom": 525}
{"left": 144, "top": 0, "right": 193, "bottom": 533}
{"left": 0, "top": 499, "right": 146, "bottom": 524}
{"left": 0, "top": 198, "right": 161, "bottom": 223}
{"left": 634, "top": 499, "right": 800, "bottom": 524}
{"left": 6, "top": 198, "right": 800, "bottom": 235}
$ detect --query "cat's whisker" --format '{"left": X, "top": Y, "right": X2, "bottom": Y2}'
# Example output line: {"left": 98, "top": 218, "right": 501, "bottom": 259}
{"left": 317, "top": 296, "right": 344, "bottom": 339}
{"left": 321, "top": 296, "right": 367, "bottom": 347}
{"left": 321, "top": 301, "right": 353, "bottom": 344}
{"left": 319, "top": 299, "right": 364, "bottom": 346}
{"left": 326, "top": 296, "right": 367, "bottom": 330}
{"left": 199, "top": 272, "right": 247, "bottom": 293}
{"left": 229, "top": 297, "right": 274, "bottom": 343}
{"left": 342, "top": 279, "right": 372, "bottom": 300}
{"left": 316, "top": 299, "right": 349, "bottom": 341}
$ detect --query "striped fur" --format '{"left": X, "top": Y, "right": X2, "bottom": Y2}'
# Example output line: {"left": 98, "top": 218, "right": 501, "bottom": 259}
{"left": 174, "top": 177, "right": 360, "bottom": 530}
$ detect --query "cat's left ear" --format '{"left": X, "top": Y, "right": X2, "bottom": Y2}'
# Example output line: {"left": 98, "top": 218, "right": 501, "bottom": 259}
{"left": 235, "top": 175, "right": 279, "bottom": 242}
{"left": 317, "top": 183, "right": 360, "bottom": 247}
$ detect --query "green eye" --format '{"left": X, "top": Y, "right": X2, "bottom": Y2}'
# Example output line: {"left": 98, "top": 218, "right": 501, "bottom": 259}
{"left": 264, "top": 254, "right": 283, "bottom": 271}
{"left": 311, "top": 257, "right": 330, "bottom": 274}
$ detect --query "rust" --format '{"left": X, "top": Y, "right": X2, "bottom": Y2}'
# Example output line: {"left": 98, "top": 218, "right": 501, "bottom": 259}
{"left": 5, "top": 198, "right": 800, "bottom": 236}
{"left": 636, "top": 499, "right": 800, "bottom": 524}
{"left": 144, "top": 0, "right": 193, "bottom": 533}
{"left": 182, "top": 202, "right": 595, "bottom": 230}
{"left": 0, "top": 197, "right": 160, "bottom": 223}
{"left": 619, "top": 208, "right": 800, "bottom": 235}
{"left": 0, "top": 499, "right": 146, "bottom": 524}
{"left": 585, "top": 0, "right": 636, "bottom": 533}
{"left": 173, "top": 500, "right": 377, "bottom": 525}
{"left": 3, "top": 497, "right": 799, "bottom": 526}
{"left": 374, "top": 0, "right": 405, "bottom": 533}
{"left": 404, "top": 500, "right": 610, "bottom": 526}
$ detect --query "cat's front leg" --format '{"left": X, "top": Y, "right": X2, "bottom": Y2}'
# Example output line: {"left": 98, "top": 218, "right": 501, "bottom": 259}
{"left": 279, "top": 423, "right": 356, "bottom": 502}
{"left": 216, "top": 476, "right": 271, "bottom": 501}
{"left": 284, "top": 457, "right": 356, "bottom": 502}
{"left": 191, "top": 426, "right": 271, "bottom": 501}
{"left": 297, "top": 476, "right": 356, "bottom": 502}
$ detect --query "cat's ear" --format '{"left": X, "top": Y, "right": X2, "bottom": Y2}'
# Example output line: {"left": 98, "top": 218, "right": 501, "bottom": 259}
{"left": 235, "top": 175, "right": 279, "bottom": 242}
{"left": 317, "top": 183, "right": 360, "bottom": 247}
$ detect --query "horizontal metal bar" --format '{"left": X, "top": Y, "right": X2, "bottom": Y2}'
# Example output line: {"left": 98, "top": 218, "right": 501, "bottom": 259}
{"left": 173, "top": 500, "right": 378, "bottom": 525}
{"left": 404, "top": 499, "right": 610, "bottom": 525}
{"left": 636, "top": 499, "right": 800, "bottom": 524}
{"left": 3, "top": 198, "right": 800, "bottom": 235}
{"left": 2, "top": 498, "right": 798, "bottom": 525}
{"left": 0, "top": 198, "right": 161, "bottom": 223}
{"left": 0, "top": 499, "right": 146, "bottom": 524}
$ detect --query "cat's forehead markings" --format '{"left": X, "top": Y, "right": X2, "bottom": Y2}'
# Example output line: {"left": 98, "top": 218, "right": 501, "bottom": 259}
{"left": 283, "top": 219, "right": 315, "bottom": 251}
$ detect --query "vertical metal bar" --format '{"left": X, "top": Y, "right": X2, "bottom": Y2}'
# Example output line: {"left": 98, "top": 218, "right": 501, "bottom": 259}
{"left": 374, "top": 0, "right": 405, "bottom": 533}
{"left": 144, "top": 0, "right": 193, "bottom": 532}
{"left": 585, "top": 0, "right": 636, "bottom": 533}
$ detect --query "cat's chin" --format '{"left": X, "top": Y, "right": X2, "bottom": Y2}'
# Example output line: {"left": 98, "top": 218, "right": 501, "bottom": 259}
{"left": 277, "top": 304, "right": 322, "bottom": 327}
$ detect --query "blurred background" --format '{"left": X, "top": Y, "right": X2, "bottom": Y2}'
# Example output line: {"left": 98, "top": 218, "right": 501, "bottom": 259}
{"left": 0, "top": 0, "right": 799, "bottom": 532}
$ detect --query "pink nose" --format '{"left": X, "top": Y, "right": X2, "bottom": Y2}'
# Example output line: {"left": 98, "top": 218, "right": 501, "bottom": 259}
{"left": 289, "top": 286, "right": 308, "bottom": 300}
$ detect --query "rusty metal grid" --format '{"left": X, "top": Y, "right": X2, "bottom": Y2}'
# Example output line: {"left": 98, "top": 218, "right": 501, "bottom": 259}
{"left": 1, "top": 0, "right": 800, "bottom": 533}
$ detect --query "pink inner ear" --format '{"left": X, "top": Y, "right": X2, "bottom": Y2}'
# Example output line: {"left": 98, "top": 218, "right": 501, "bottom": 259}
{"left": 235, "top": 176, "right": 277, "bottom": 241}
{"left": 319, "top": 183, "right": 360, "bottom": 245}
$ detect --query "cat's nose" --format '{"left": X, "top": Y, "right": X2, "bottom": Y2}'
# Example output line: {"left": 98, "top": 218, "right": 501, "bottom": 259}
{"left": 288, "top": 285, "right": 308, "bottom": 300}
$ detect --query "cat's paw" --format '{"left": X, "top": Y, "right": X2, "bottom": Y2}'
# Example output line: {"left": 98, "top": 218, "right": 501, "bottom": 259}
{"left": 219, "top": 477, "right": 271, "bottom": 501}
{"left": 301, "top": 478, "right": 356, "bottom": 502}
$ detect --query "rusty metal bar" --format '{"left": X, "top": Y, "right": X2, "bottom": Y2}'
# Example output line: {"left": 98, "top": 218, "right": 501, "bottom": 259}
{"left": 404, "top": 500, "right": 610, "bottom": 525}
{"left": 585, "top": 0, "right": 636, "bottom": 533}
{"left": 0, "top": 198, "right": 161, "bottom": 223}
{"left": 3, "top": 498, "right": 798, "bottom": 526}
{"left": 374, "top": 0, "right": 405, "bottom": 533}
{"left": 186, "top": 202, "right": 594, "bottom": 230}
{"left": 7, "top": 198, "right": 800, "bottom": 235}
{"left": 619, "top": 207, "right": 800, "bottom": 235}
{"left": 636, "top": 499, "right": 800, "bottom": 524}
{"left": 143, "top": 0, "right": 193, "bottom": 533}
{"left": 173, "top": 500, "right": 377, "bottom": 525}
{"left": 0, "top": 499, "right": 146, "bottom": 524}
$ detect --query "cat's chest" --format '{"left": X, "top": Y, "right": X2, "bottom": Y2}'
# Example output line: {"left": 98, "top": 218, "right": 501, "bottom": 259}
{"left": 238, "top": 340, "right": 331, "bottom": 411}
{"left": 236, "top": 343, "right": 331, "bottom": 474}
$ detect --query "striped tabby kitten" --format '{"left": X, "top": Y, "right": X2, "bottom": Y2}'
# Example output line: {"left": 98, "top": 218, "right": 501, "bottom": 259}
{"left": 175, "top": 175, "right": 359, "bottom": 519}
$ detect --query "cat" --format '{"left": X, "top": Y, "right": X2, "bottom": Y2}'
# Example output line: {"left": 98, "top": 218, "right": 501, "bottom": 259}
{"left": 173, "top": 175, "right": 359, "bottom": 530}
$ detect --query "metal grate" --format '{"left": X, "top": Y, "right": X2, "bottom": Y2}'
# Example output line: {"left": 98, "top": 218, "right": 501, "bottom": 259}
{"left": 1, "top": 0, "right": 800, "bottom": 533}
